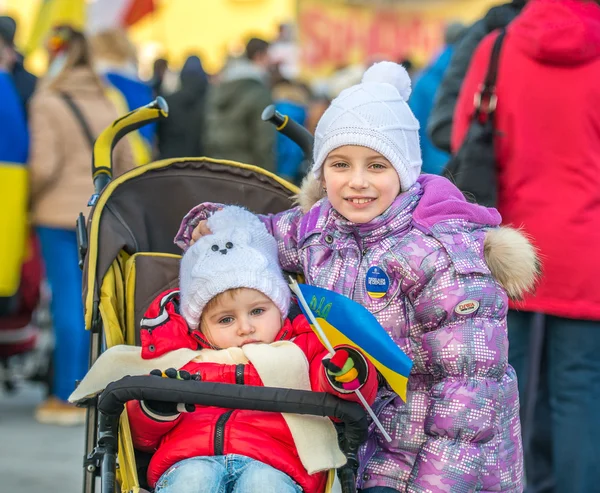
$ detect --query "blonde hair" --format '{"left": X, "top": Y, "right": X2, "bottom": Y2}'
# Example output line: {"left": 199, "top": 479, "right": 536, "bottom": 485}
{"left": 90, "top": 28, "right": 138, "bottom": 65}
{"left": 44, "top": 26, "right": 105, "bottom": 93}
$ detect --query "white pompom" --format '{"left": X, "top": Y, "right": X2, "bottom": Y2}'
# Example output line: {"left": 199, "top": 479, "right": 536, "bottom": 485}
{"left": 361, "top": 61, "right": 412, "bottom": 101}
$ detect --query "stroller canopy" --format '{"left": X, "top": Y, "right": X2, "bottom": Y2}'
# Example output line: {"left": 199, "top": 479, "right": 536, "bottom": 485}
{"left": 83, "top": 157, "right": 298, "bottom": 331}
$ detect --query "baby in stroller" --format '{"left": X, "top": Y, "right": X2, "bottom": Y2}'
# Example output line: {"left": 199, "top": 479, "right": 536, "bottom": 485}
{"left": 127, "top": 206, "right": 377, "bottom": 493}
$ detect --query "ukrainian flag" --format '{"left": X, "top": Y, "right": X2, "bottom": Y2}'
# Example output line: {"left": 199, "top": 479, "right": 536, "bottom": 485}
{"left": 0, "top": 72, "right": 29, "bottom": 296}
{"left": 296, "top": 283, "right": 413, "bottom": 402}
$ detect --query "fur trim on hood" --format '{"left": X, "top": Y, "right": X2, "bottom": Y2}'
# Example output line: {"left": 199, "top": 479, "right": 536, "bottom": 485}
{"left": 484, "top": 226, "right": 540, "bottom": 300}
{"left": 294, "top": 173, "right": 325, "bottom": 213}
{"left": 295, "top": 174, "right": 540, "bottom": 300}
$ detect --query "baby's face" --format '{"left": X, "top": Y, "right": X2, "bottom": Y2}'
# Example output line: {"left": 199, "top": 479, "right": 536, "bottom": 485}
{"left": 200, "top": 288, "right": 282, "bottom": 349}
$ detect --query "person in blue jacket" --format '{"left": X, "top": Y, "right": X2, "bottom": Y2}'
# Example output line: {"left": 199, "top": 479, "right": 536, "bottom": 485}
{"left": 0, "top": 29, "right": 30, "bottom": 307}
{"left": 408, "top": 22, "right": 466, "bottom": 175}
{"left": 0, "top": 16, "right": 37, "bottom": 115}
{"left": 91, "top": 28, "right": 155, "bottom": 163}
{"left": 272, "top": 74, "right": 310, "bottom": 184}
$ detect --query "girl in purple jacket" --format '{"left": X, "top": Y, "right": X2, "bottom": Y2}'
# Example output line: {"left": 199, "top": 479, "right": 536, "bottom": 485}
{"left": 176, "top": 62, "right": 539, "bottom": 493}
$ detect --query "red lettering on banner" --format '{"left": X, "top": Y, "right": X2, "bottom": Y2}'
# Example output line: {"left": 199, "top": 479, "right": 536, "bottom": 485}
{"left": 369, "top": 11, "right": 401, "bottom": 60}
{"left": 299, "top": 5, "right": 447, "bottom": 74}
{"left": 300, "top": 9, "right": 331, "bottom": 67}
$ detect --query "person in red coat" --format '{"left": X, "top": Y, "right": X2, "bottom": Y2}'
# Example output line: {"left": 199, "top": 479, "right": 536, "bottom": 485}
{"left": 127, "top": 206, "right": 377, "bottom": 493}
{"left": 452, "top": 1, "right": 600, "bottom": 491}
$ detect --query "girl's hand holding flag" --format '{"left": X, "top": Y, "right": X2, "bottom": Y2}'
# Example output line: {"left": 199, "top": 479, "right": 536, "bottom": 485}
{"left": 289, "top": 279, "right": 413, "bottom": 442}
{"left": 323, "top": 348, "right": 366, "bottom": 391}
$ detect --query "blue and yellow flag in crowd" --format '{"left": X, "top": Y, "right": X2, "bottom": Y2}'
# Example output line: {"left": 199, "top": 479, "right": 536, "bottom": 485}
{"left": 0, "top": 72, "right": 29, "bottom": 296}
{"left": 294, "top": 283, "right": 413, "bottom": 402}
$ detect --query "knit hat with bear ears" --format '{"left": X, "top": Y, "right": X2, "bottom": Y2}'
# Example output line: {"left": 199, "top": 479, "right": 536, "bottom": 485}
{"left": 179, "top": 206, "right": 290, "bottom": 330}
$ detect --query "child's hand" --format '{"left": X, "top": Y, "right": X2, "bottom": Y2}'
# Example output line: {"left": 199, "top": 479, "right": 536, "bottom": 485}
{"left": 190, "top": 220, "right": 212, "bottom": 246}
{"left": 149, "top": 368, "right": 199, "bottom": 383}
{"left": 141, "top": 368, "right": 200, "bottom": 417}
{"left": 323, "top": 349, "right": 362, "bottom": 391}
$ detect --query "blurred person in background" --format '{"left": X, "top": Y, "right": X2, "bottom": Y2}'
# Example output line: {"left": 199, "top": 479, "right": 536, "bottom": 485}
{"left": 149, "top": 57, "right": 168, "bottom": 96}
{"left": 399, "top": 58, "right": 416, "bottom": 80}
{"left": 0, "top": 15, "right": 43, "bottom": 376}
{"left": 326, "top": 63, "right": 365, "bottom": 101}
{"left": 270, "top": 65, "right": 310, "bottom": 184}
{"left": 305, "top": 93, "right": 329, "bottom": 136}
{"left": 408, "top": 22, "right": 466, "bottom": 175}
{"left": 91, "top": 28, "right": 155, "bottom": 164}
{"left": 29, "top": 25, "right": 134, "bottom": 425}
{"left": 157, "top": 54, "right": 209, "bottom": 159}
{"left": 0, "top": 15, "right": 37, "bottom": 113}
{"left": 269, "top": 22, "right": 300, "bottom": 81}
{"left": 303, "top": 64, "right": 365, "bottom": 138}
{"left": 204, "top": 37, "right": 275, "bottom": 171}
{"left": 428, "top": 0, "right": 526, "bottom": 153}
{"left": 452, "top": 1, "right": 600, "bottom": 491}
{"left": 0, "top": 21, "right": 34, "bottom": 319}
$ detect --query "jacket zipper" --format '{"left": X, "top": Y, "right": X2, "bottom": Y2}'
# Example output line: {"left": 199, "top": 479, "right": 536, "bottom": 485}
{"left": 191, "top": 331, "right": 212, "bottom": 348}
{"left": 235, "top": 364, "right": 245, "bottom": 385}
{"left": 214, "top": 410, "right": 234, "bottom": 456}
{"left": 351, "top": 240, "right": 364, "bottom": 298}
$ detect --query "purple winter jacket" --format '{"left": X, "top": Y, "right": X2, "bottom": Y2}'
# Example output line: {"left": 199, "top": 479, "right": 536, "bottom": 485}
{"left": 175, "top": 174, "right": 538, "bottom": 493}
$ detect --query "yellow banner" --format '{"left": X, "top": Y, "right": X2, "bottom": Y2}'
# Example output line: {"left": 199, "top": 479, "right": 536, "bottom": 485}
{"left": 24, "top": 0, "right": 85, "bottom": 55}
{"left": 299, "top": 0, "right": 501, "bottom": 78}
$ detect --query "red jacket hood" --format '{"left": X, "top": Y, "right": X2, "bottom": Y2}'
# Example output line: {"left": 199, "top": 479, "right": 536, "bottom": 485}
{"left": 511, "top": 0, "right": 600, "bottom": 65}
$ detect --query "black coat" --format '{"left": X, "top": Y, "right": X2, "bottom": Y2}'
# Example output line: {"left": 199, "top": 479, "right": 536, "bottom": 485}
{"left": 157, "top": 73, "right": 208, "bottom": 159}
{"left": 12, "top": 55, "right": 37, "bottom": 116}
{"left": 427, "top": 1, "right": 524, "bottom": 152}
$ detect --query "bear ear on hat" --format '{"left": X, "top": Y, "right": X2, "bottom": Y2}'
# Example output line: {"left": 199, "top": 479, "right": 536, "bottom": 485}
{"left": 361, "top": 61, "right": 412, "bottom": 101}
{"left": 207, "top": 206, "right": 265, "bottom": 234}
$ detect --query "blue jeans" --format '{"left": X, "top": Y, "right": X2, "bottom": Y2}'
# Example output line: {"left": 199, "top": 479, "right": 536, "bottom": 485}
{"left": 154, "top": 454, "right": 302, "bottom": 493}
{"left": 37, "top": 227, "right": 89, "bottom": 401}
{"left": 508, "top": 311, "right": 600, "bottom": 493}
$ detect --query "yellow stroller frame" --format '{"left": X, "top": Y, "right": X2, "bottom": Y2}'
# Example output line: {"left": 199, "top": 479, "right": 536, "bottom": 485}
{"left": 77, "top": 99, "right": 367, "bottom": 493}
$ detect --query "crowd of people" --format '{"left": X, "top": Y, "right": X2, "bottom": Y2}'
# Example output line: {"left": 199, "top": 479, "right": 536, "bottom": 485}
{"left": 1, "top": 0, "right": 600, "bottom": 492}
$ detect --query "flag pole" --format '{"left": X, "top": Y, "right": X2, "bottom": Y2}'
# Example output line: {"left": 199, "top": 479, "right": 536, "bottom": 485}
{"left": 289, "top": 278, "right": 392, "bottom": 442}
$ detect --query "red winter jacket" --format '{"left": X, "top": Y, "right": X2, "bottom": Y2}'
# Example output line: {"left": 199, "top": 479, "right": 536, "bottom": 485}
{"left": 127, "top": 289, "right": 377, "bottom": 492}
{"left": 452, "top": 0, "right": 600, "bottom": 320}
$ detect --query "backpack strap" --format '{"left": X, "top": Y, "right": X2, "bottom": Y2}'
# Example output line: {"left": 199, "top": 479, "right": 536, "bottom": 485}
{"left": 34, "top": 93, "right": 96, "bottom": 201}
{"left": 474, "top": 28, "right": 506, "bottom": 119}
{"left": 59, "top": 92, "right": 96, "bottom": 148}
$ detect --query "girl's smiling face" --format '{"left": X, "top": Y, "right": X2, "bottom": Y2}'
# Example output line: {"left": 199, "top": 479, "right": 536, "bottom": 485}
{"left": 322, "top": 145, "right": 401, "bottom": 224}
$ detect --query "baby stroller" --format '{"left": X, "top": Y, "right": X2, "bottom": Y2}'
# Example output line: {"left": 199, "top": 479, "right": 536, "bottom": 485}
{"left": 76, "top": 99, "right": 367, "bottom": 493}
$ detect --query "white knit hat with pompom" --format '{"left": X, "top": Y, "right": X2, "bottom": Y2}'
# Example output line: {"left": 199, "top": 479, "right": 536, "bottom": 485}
{"left": 312, "top": 61, "right": 422, "bottom": 191}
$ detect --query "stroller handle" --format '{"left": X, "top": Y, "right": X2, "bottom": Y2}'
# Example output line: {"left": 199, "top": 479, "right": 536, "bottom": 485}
{"left": 98, "top": 375, "right": 368, "bottom": 448}
{"left": 92, "top": 97, "right": 169, "bottom": 195}
{"left": 262, "top": 104, "right": 314, "bottom": 161}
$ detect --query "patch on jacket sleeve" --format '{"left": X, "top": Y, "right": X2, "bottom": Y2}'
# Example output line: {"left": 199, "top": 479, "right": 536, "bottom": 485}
{"left": 454, "top": 299, "right": 480, "bottom": 315}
